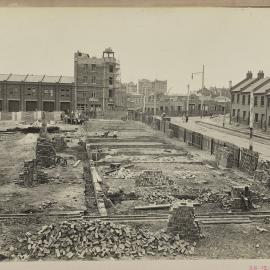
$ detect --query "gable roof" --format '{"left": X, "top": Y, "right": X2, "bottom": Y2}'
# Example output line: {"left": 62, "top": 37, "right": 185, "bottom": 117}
{"left": 231, "top": 78, "right": 257, "bottom": 93}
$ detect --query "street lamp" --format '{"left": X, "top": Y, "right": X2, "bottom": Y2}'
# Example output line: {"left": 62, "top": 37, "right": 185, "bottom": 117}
{"left": 191, "top": 64, "right": 205, "bottom": 118}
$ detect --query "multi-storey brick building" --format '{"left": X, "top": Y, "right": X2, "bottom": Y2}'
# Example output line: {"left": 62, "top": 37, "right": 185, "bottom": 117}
{"left": 74, "top": 48, "right": 122, "bottom": 112}
{"left": 231, "top": 71, "right": 270, "bottom": 129}
{"left": 138, "top": 79, "right": 167, "bottom": 96}
{"left": 0, "top": 74, "right": 74, "bottom": 112}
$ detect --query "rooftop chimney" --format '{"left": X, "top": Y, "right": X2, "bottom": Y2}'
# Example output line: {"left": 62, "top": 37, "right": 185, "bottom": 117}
{"left": 246, "top": 71, "right": 253, "bottom": 79}
{"left": 257, "top": 70, "right": 264, "bottom": 79}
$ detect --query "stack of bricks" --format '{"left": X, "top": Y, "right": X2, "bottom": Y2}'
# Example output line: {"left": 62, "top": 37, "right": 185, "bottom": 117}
{"left": 135, "top": 170, "right": 171, "bottom": 187}
{"left": 19, "top": 160, "right": 36, "bottom": 187}
{"left": 215, "top": 146, "right": 233, "bottom": 169}
{"left": 19, "top": 159, "right": 49, "bottom": 186}
{"left": 52, "top": 136, "right": 67, "bottom": 151}
{"left": 167, "top": 202, "right": 200, "bottom": 241}
{"left": 36, "top": 137, "right": 56, "bottom": 168}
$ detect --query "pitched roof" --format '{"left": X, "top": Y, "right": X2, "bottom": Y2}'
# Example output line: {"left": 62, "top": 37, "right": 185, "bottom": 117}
{"left": 241, "top": 77, "right": 270, "bottom": 93}
{"left": 59, "top": 76, "right": 74, "bottom": 84}
{"left": 254, "top": 80, "right": 270, "bottom": 94}
{"left": 0, "top": 74, "right": 74, "bottom": 84}
{"left": 25, "top": 75, "right": 44, "bottom": 82}
{"left": 231, "top": 78, "right": 257, "bottom": 92}
{"left": 8, "top": 74, "right": 28, "bottom": 82}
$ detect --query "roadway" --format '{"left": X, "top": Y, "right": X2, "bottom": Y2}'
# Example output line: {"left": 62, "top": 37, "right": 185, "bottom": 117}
{"left": 170, "top": 116, "right": 270, "bottom": 160}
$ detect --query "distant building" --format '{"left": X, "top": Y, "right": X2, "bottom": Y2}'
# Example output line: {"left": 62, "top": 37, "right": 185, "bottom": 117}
{"left": 124, "top": 81, "right": 137, "bottom": 94}
{"left": 138, "top": 79, "right": 167, "bottom": 96}
{"left": 0, "top": 74, "right": 74, "bottom": 112}
{"left": 144, "top": 93, "right": 230, "bottom": 116}
{"left": 231, "top": 70, "right": 270, "bottom": 129}
{"left": 74, "top": 48, "right": 122, "bottom": 112}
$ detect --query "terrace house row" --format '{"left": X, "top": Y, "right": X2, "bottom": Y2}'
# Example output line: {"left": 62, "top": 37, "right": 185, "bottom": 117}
{"left": 231, "top": 71, "right": 270, "bottom": 129}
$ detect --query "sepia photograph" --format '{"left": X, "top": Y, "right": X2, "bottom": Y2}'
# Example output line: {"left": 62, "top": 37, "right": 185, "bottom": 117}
{"left": 0, "top": 4, "right": 270, "bottom": 268}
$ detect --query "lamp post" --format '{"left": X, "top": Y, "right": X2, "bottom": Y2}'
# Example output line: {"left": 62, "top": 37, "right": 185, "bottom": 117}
{"left": 192, "top": 64, "right": 205, "bottom": 118}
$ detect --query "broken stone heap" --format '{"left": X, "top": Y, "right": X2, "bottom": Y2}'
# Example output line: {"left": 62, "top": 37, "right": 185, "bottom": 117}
{"left": 13, "top": 220, "right": 195, "bottom": 260}
{"left": 135, "top": 170, "right": 173, "bottom": 187}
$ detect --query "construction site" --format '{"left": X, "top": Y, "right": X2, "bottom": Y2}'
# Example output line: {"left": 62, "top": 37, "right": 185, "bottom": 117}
{"left": 0, "top": 113, "right": 270, "bottom": 261}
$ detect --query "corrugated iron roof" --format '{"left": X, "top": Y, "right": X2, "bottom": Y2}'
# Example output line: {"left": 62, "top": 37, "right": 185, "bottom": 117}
{"left": 0, "top": 74, "right": 10, "bottom": 81}
{"left": 0, "top": 74, "right": 74, "bottom": 84}
{"left": 42, "top": 75, "right": 61, "bottom": 83}
{"left": 25, "top": 75, "right": 44, "bottom": 82}
{"left": 242, "top": 77, "right": 270, "bottom": 93}
{"left": 8, "top": 74, "right": 28, "bottom": 82}
{"left": 59, "top": 76, "right": 74, "bottom": 84}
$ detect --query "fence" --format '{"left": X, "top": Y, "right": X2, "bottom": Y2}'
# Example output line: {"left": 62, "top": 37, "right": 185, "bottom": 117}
{"left": 135, "top": 113, "right": 260, "bottom": 175}
{"left": 0, "top": 111, "right": 62, "bottom": 122}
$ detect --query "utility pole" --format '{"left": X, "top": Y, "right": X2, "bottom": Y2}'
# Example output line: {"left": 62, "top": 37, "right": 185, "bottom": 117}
{"left": 229, "top": 80, "right": 232, "bottom": 125}
{"left": 186, "top": 84, "right": 190, "bottom": 118}
{"left": 249, "top": 89, "right": 254, "bottom": 151}
{"left": 154, "top": 93, "right": 157, "bottom": 116}
{"left": 191, "top": 64, "right": 205, "bottom": 119}
{"left": 201, "top": 64, "right": 205, "bottom": 119}
{"left": 265, "top": 96, "right": 268, "bottom": 132}
{"left": 103, "top": 63, "right": 106, "bottom": 118}
{"left": 74, "top": 53, "right": 78, "bottom": 112}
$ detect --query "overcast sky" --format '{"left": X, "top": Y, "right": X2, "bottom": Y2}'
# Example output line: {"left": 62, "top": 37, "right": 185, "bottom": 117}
{"left": 0, "top": 8, "right": 270, "bottom": 94}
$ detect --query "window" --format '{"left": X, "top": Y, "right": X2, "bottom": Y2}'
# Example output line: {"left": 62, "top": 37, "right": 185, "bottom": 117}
{"left": 261, "top": 96, "right": 264, "bottom": 106}
{"left": 243, "top": 111, "right": 246, "bottom": 120}
{"left": 109, "top": 89, "right": 113, "bottom": 98}
{"left": 268, "top": 97, "right": 270, "bottom": 107}
{"left": 91, "top": 92, "right": 96, "bottom": 98}
{"left": 237, "top": 94, "right": 240, "bottom": 103}
{"left": 109, "top": 77, "right": 113, "bottom": 85}
{"left": 84, "top": 64, "right": 88, "bottom": 71}
{"left": 231, "top": 94, "right": 235, "bottom": 103}
{"left": 83, "top": 76, "right": 88, "bottom": 84}
{"left": 109, "top": 65, "right": 114, "bottom": 73}
{"left": 255, "top": 113, "right": 259, "bottom": 122}
{"left": 91, "top": 64, "right": 96, "bottom": 71}
{"left": 254, "top": 96, "right": 258, "bottom": 106}
{"left": 92, "top": 76, "right": 96, "bottom": 84}
{"left": 61, "top": 89, "right": 70, "bottom": 97}
{"left": 248, "top": 94, "right": 250, "bottom": 105}
{"left": 242, "top": 95, "right": 246, "bottom": 105}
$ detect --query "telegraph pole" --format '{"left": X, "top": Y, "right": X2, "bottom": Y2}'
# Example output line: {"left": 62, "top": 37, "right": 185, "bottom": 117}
{"left": 186, "top": 84, "right": 190, "bottom": 118}
{"left": 249, "top": 89, "right": 254, "bottom": 151}
{"left": 103, "top": 63, "right": 106, "bottom": 117}
{"left": 191, "top": 64, "right": 205, "bottom": 119}
{"left": 200, "top": 64, "right": 205, "bottom": 119}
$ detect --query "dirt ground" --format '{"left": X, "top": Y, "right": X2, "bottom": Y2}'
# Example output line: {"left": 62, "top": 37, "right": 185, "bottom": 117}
{"left": 1, "top": 119, "right": 270, "bottom": 260}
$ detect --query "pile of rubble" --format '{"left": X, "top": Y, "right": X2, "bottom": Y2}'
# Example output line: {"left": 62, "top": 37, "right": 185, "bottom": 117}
{"left": 254, "top": 160, "right": 270, "bottom": 185}
{"left": 135, "top": 170, "right": 173, "bottom": 187}
{"left": 142, "top": 191, "right": 175, "bottom": 205}
{"left": 175, "top": 171, "right": 197, "bottom": 180}
{"left": 12, "top": 220, "right": 195, "bottom": 260}
{"left": 39, "top": 200, "right": 58, "bottom": 210}
{"left": 110, "top": 167, "right": 135, "bottom": 179}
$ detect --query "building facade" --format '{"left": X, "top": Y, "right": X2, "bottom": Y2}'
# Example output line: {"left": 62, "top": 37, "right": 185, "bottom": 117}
{"left": 144, "top": 93, "right": 230, "bottom": 116}
{"left": 123, "top": 81, "right": 137, "bottom": 94}
{"left": 231, "top": 71, "right": 270, "bottom": 129}
{"left": 0, "top": 74, "right": 74, "bottom": 112}
{"left": 74, "top": 48, "right": 122, "bottom": 112}
{"left": 138, "top": 79, "right": 167, "bottom": 96}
